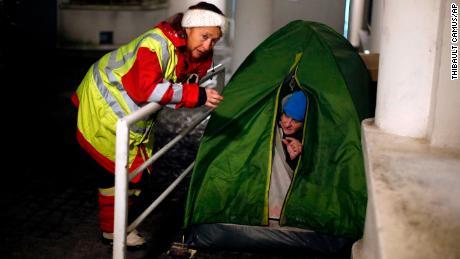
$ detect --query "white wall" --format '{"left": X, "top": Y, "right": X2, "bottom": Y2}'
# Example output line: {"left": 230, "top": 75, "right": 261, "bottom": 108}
{"left": 368, "top": 0, "right": 460, "bottom": 149}
{"left": 272, "top": 0, "right": 346, "bottom": 35}
{"left": 168, "top": 0, "right": 226, "bottom": 16}
{"left": 354, "top": 2, "right": 460, "bottom": 258}
{"left": 231, "top": 0, "right": 272, "bottom": 72}
{"left": 369, "top": 0, "right": 383, "bottom": 53}
{"left": 58, "top": 7, "right": 168, "bottom": 49}
{"left": 369, "top": 0, "right": 460, "bottom": 148}
{"left": 231, "top": 0, "right": 347, "bottom": 73}
{"left": 374, "top": 0, "right": 443, "bottom": 138}
{"left": 428, "top": 0, "right": 460, "bottom": 149}
{"left": 348, "top": 0, "right": 365, "bottom": 47}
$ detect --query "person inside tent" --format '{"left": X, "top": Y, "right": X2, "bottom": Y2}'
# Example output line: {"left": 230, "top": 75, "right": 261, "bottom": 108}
{"left": 71, "top": 1, "right": 225, "bottom": 248}
{"left": 269, "top": 90, "right": 307, "bottom": 226}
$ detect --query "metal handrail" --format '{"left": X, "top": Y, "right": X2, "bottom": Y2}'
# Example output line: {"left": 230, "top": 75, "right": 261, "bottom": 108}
{"left": 127, "top": 108, "right": 213, "bottom": 182}
{"left": 127, "top": 162, "right": 195, "bottom": 232}
{"left": 113, "top": 65, "right": 225, "bottom": 259}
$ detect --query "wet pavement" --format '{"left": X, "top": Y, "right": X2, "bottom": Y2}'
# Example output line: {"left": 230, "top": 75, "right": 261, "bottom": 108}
{"left": 0, "top": 47, "right": 347, "bottom": 259}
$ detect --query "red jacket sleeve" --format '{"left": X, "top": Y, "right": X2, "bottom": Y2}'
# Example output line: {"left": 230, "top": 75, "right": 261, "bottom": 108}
{"left": 121, "top": 47, "right": 201, "bottom": 108}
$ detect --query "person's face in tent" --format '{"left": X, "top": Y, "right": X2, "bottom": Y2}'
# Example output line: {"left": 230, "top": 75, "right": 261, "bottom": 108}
{"left": 280, "top": 113, "right": 303, "bottom": 135}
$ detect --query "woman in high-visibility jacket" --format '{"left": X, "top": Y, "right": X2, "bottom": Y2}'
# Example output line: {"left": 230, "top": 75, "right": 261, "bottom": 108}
{"left": 71, "top": 1, "right": 225, "bottom": 247}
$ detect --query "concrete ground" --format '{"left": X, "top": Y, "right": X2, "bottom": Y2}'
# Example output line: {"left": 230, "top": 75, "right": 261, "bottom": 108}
{"left": 0, "top": 47, "right": 347, "bottom": 259}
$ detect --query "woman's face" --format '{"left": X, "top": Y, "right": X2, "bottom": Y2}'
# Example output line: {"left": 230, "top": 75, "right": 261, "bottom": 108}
{"left": 280, "top": 113, "right": 303, "bottom": 135}
{"left": 185, "top": 26, "right": 222, "bottom": 60}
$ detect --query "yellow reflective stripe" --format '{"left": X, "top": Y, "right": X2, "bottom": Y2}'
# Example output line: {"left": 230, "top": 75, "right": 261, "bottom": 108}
{"left": 139, "top": 146, "right": 152, "bottom": 174}
{"left": 98, "top": 187, "right": 142, "bottom": 197}
{"left": 98, "top": 187, "right": 115, "bottom": 196}
{"left": 132, "top": 189, "right": 141, "bottom": 196}
{"left": 146, "top": 33, "right": 169, "bottom": 71}
{"left": 107, "top": 32, "right": 169, "bottom": 71}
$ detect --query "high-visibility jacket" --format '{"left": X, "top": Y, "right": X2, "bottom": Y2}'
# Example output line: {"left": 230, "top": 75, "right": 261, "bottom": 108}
{"left": 71, "top": 20, "right": 212, "bottom": 182}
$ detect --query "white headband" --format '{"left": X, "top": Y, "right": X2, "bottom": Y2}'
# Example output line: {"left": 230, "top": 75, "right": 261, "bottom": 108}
{"left": 181, "top": 9, "right": 227, "bottom": 34}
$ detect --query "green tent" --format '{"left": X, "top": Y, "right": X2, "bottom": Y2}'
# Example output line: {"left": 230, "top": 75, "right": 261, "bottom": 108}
{"left": 184, "top": 20, "right": 372, "bottom": 242}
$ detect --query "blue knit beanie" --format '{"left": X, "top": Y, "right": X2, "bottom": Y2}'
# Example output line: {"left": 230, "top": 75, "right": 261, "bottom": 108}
{"left": 283, "top": 91, "right": 307, "bottom": 121}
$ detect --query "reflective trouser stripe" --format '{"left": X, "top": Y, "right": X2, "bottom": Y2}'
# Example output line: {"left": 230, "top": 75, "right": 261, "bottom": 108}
{"left": 98, "top": 187, "right": 141, "bottom": 197}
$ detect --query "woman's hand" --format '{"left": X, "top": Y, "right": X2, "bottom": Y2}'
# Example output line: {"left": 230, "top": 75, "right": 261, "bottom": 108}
{"left": 204, "top": 88, "right": 224, "bottom": 108}
{"left": 282, "top": 137, "right": 302, "bottom": 160}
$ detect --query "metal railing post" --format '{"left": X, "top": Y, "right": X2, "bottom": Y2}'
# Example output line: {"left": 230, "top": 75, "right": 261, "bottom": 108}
{"left": 113, "top": 102, "right": 162, "bottom": 259}
{"left": 215, "top": 67, "right": 226, "bottom": 93}
{"left": 113, "top": 120, "right": 129, "bottom": 259}
{"left": 113, "top": 65, "right": 225, "bottom": 259}
{"left": 127, "top": 162, "right": 195, "bottom": 232}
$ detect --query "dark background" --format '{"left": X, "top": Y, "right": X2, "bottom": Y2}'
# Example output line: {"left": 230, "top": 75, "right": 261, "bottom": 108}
{"left": 0, "top": 1, "right": 196, "bottom": 257}
{"left": 1, "top": 0, "right": 84, "bottom": 195}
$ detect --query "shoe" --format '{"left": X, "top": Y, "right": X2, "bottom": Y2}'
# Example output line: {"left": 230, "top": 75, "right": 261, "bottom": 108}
{"left": 102, "top": 229, "right": 147, "bottom": 249}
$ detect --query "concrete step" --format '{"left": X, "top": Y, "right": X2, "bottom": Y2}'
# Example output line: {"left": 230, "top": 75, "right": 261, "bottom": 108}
{"left": 353, "top": 119, "right": 460, "bottom": 259}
